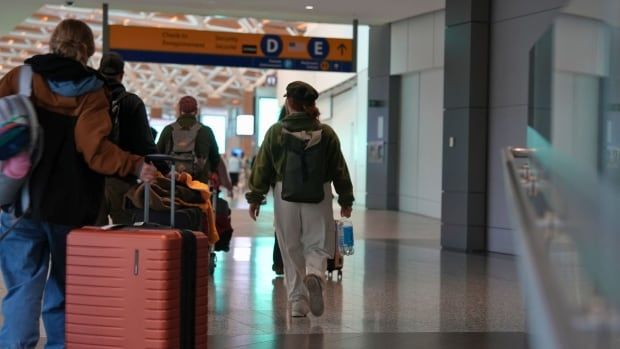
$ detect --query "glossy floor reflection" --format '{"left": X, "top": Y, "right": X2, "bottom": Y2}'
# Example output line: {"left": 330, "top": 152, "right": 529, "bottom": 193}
{"left": 0, "top": 203, "right": 527, "bottom": 348}
{"left": 208, "top": 203, "right": 527, "bottom": 348}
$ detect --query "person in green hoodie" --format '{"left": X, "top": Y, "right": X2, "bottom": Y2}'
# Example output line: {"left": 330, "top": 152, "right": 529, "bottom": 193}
{"left": 157, "top": 95, "right": 220, "bottom": 184}
{"left": 246, "top": 81, "right": 354, "bottom": 318}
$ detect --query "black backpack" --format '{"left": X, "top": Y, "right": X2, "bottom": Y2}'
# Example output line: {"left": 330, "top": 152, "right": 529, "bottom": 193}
{"left": 280, "top": 126, "right": 326, "bottom": 203}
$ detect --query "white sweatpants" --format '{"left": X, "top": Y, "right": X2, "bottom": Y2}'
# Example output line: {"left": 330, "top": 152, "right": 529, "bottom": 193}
{"left": 273, "top": 182, "right": 335, "bottom": 303}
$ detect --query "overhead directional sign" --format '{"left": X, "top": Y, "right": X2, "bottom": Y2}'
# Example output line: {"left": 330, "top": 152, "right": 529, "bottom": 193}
{"left": 109, "top": 25, "right": 355, "bottom": 72}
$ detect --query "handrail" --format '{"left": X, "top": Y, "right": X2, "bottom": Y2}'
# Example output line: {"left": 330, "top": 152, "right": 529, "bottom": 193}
{"left": 502, "top": 147, "right": 582, "bottom": 349}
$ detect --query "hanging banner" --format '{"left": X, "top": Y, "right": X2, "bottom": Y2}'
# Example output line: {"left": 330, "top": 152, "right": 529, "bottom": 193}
{"left": 109, "top": 25, "right": 355, "bottom": 72}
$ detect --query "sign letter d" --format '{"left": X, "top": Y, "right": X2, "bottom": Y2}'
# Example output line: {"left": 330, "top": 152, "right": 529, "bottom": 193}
{"left": 261, "top": 35, "right": 283, "bottom": 57}
{"left": 267, "top": 39, "right": 279, "bottom": 53}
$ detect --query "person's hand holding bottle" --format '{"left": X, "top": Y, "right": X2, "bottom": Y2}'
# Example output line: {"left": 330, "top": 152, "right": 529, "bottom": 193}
{"left": 341, "top": 206, "right": 352, "bottom": 218}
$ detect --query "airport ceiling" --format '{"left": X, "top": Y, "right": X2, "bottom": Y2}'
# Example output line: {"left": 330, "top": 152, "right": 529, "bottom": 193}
{"left": 0, "top": 0, "right": 445, "bottom": 110}
{"left": 59, "top": 0, "right": 444, "bottom": 25}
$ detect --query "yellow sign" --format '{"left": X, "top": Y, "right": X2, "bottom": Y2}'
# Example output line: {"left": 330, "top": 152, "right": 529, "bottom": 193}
{"left": 109, "top": 25, "right": 355, "bottom": 72}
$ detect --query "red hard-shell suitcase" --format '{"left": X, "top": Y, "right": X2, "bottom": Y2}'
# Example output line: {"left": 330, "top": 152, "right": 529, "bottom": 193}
{"left": 65, "top": 155, "right": 209, "bottom": 348}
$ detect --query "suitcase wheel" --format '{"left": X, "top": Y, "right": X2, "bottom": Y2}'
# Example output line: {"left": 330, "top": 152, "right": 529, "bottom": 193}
{"left": 327, "top": 271, "right": 333, "bottom": 279}
{"left": 209, "top": 252, "right": 217, "bottom": 275}
{"left": 337, "top": 270, "right": 343, "bottom": 280}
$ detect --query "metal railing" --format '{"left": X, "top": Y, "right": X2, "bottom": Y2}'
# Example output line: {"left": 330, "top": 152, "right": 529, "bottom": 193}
{"left": 503, "top": 146, "right": 620, "bottom": 349}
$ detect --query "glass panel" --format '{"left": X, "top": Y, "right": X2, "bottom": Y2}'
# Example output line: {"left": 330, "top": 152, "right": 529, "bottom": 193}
{"left": 521, "top": 0, "right": 620, "bottom": 347}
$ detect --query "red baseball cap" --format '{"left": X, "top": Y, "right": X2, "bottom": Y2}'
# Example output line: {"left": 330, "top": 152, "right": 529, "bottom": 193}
{"left": 179, "top": 96, "right": 198, "bottom": 115}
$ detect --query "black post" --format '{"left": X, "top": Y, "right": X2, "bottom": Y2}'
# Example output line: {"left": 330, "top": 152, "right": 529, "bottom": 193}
{"left": 352, "top": 19, "right": 358, "bottom": 72}
{"left": 102, "top": 3, "right": 109, "bottom": 54}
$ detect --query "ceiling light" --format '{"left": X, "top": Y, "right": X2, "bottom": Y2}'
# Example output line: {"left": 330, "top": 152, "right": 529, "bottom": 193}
{"left": 8, "top": 39, "right": 14, "bottom": 45}
{"left": 171, "top": 16, "right": 178, "bottom": 22}
{"left": 123, "top": 19, "right": 130, "bottom": 25}
{"left": 305, "top": 5, "right": 314, "bottom": 10}
{"left": 42, "top": 16, "right": 48, "bottom": 21}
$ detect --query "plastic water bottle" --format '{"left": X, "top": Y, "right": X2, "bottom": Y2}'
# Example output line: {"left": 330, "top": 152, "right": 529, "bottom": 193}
{"left": 338, "top": 218, "right": 355, "bottom": 256}
{"left": 337, "top": 221, "right": 345, "bottom": 253}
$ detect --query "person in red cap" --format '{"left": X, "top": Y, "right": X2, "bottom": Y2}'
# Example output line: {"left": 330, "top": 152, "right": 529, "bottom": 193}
{"left": 157, "top": 95, "right": 220, "bottom": 183}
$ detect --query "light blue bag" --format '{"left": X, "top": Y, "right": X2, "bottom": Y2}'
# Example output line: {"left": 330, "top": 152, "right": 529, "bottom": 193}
{"left": 0, "top": 65, "right": 42, "bottom": 211}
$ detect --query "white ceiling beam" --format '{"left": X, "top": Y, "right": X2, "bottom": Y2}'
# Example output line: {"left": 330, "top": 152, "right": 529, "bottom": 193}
{"left": 215, "top": 75, "right": 238, "bottom": 96}
{"left": 188, "top": 66, "right": 217, "bottom": 96}
{"left": 0, "top": 4, "right": 309, "bottom": 109}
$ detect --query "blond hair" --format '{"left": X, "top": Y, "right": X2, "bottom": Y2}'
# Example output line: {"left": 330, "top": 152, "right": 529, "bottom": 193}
{"left": 49, "top": 19, "right": 95, "bottom": 64}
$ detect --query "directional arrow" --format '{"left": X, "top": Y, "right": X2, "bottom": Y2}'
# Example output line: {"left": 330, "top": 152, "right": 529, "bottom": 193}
{"left": 337, "top": 43, "right": 347, "bottom": 55}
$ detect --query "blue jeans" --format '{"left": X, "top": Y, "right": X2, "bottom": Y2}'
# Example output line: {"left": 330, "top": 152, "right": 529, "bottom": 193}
{"left": 0, "top": 212, "right": 72, "bottom": 349}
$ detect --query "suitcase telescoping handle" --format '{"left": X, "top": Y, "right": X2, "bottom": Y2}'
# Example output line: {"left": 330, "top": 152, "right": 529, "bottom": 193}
{"left": 143, "top": 154, "right": 185, "bottom": 228}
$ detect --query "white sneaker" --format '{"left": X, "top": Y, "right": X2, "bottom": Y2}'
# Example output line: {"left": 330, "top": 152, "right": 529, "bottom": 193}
{"left": 291, "top": 300, "right": 309, "bottom": 317}
{"left": 304, "top": 274, "right": 324, "bottom": 316}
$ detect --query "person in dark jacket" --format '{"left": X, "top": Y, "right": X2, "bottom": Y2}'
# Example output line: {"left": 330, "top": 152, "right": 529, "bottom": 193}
{"left": 95, "top": 51, "right": 168, "bottom": 225}
{"left": 0, "top": 19, "right": 157, "bottom": 348}
{"left": 157, "top": 96, "right": 220, "bottom": 183}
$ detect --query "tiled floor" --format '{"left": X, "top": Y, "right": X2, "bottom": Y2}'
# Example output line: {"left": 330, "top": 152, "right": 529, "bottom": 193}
{"left": 208, "top": 199, "right": 527, "bottom": 348}
{"left": 0, "top": 197, "right": 527, "bottom": 348}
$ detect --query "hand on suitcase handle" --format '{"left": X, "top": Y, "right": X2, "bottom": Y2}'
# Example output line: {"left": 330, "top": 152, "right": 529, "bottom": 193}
{"left": 340, "top": 206, "right": 352, "bottom": 218}
{"left": 144, "top": 154, "right": 182, "bottom": 182}
{"left": 139, "top": 162, "right": 157, "bottom": 184}
{"left": 143, "top": 154, "right": 183, "bottom": 227}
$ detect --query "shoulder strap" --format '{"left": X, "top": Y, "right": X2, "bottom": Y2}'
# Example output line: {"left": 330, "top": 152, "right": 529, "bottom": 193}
{"left": 190, "top": 122, "right": 202, "bottom": 135}
{"left": 18, "top": 65, "right": 33, "bottom": 97}
{"left": 108, "top": 91, "right": 131, "bottom": 144}
{"left": 112, "top": 91, "right": 131, "bottom": 108}
{"left": 13, "top": 65, "right": 38, "bottom": 217}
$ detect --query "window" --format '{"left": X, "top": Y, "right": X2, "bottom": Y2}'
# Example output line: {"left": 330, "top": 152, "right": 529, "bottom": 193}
{"left": 201, "top": 115, "right": 227, "bottom": 154}
{"left": 257, "top": 97, "right": 279, "bottom": 146}
{"left": 236, "top": 114, "right": 255, "bottom": 135}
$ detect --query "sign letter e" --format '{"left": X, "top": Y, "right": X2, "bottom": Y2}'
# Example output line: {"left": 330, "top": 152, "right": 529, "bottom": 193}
{"left": 308, "top": 38, "right": 330, "bottom": 60}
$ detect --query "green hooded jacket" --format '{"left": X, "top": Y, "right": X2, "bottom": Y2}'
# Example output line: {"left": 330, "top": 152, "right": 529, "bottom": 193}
{"left": 157, "top": 114, "right": 220, "bottom": 183}
{"left": 246, "top": 112, "right": 354, "bottom": 207}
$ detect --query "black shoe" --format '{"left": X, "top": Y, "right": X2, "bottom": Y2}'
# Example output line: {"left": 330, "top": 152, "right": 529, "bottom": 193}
{"left": 209, "top": 253, "right": 217, "bottom": 275}
{"left": 214, "top": 243, "right": 230, "bottom": 252}
{"left": 272, "top": 264, "right": 284, "bottom": 276}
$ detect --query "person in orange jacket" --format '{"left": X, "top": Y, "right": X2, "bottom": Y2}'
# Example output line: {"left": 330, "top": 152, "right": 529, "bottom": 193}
{"left": 0, "top": 19, "right": 156, "bottom": 348}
